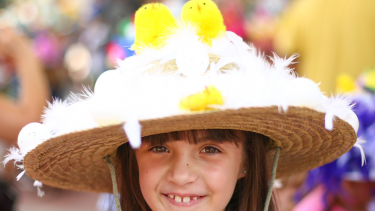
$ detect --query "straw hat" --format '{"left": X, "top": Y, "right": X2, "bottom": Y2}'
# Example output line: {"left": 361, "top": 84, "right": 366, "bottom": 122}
{"left": 6, "top": 27, "right": 360, "bottom": 194}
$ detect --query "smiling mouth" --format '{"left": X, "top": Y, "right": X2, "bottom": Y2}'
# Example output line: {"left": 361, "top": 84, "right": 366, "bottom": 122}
{"left": 163, "top": 194, "right": 205, "bottom": 206}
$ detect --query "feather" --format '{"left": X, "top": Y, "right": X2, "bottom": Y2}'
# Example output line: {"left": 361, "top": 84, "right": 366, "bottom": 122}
{"left": 3, "top": 147, "right": 27, "bottom": 181}
{"left": 206, "top": 62, "right": 219, "bottom": 77}
{"left": 3, "top": 147, "right": 24, "bottom": 166}
{"left": 270, "top": 53, "right": 298, "bottom": 75}
{"left": 16, "top": 164, "right": 24, "bottom": 169}
{"left": 17, "top": 171, "right": 25, "bottom": 181}
{"left": 322, "top": 94, "right": 354, "bottom": 130}
{"left": 41, "top": 98, "right": 70, "bottom": 135}
{"left": 354, "top": 137, "right": 366, "bottom": 166}
{"left": 123, "top": 118, "right": 142, "bottom": 149}
{"left": 68, "top": 86, "right": 94, "bottom": 103}
{"left": 325, "top": 111, "right": 335, "bottom": 131}
{"left": 42, "top": 95, "right": 98, "bottom": 137}
{"left": 326, "top": 94, "right": 354, "bottom": 119}
{"left": 115, "top": 58, "right": 124, "bottom": 68}
{"left": 34, "top": 181, "right": 45, "bottom": 197}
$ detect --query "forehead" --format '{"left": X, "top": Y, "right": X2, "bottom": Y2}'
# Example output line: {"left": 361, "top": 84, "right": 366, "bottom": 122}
{"left": 142, "top": 129, "right": 246, "bottom": 146}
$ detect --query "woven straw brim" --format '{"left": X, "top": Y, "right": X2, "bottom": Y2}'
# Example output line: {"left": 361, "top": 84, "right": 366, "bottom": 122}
{"left": 24, "top": 106, "right": 356, "bottom": 193}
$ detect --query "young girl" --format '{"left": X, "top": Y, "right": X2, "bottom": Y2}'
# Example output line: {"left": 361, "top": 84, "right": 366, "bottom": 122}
{"left": 6, "top": 1, "right": 361, "bottom": 211}
{"left": 117, "top": 130, "right": 273, "bottom": 210}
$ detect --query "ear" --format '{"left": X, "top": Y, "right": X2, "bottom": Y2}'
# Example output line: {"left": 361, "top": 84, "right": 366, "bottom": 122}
{"left": 237, "top": 160, "right": 247, "bottom": 179}
{"left": 237, "top": 168, "right": 246, "bottom": 179}
{"left": 238, "top": 173, "right": 245, "bottom": 179}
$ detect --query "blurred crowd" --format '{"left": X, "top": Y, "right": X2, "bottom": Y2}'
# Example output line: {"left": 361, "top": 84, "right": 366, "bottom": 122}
{"left": 0, "top": 0, "right": 374, "bottom": 210}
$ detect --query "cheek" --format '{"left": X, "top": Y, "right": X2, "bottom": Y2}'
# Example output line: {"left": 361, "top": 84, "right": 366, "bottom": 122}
{"left": 137, "top": 153, "right": 167, "bottom": 207}
{"left": 201, "top": 154, "right": 242, "bottom": 206}
{"left": 138, "top": 162, "right": 154, "bottom": 193}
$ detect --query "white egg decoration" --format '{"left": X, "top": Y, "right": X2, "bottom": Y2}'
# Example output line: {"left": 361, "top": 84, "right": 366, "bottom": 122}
{"left": 18, "top": 123, "right": 51, "bottom": 154}
{"left": 176, "top": 41, "right": 209, "bottom": 77}
{"left": 283, "top": 78, "right": 321, "bottom": 109}
{"left": 345, "top": 110, "right": 359, "bottom": 133}
{"left": 94, "top": 70, "right": 120, "bottom": 97}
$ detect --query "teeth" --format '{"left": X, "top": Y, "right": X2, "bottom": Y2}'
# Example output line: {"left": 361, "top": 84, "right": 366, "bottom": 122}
{"left": 183, "top": 196, "right": 190, "bottom": 203}
{"left": 168, "top": 195, "right": 197, "bottom": 203}
{"left": 175, "top": 196, "right": 182, "bottom": 203}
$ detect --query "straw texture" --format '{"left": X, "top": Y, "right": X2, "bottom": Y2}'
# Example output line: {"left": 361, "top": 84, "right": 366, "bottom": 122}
{"left": 24, "top": 106, "right": 356, "bottom": 193}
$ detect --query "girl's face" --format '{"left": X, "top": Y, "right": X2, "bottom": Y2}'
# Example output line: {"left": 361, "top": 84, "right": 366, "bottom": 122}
{"left": 135, "top": 138, "right": 244, "bottom": 211}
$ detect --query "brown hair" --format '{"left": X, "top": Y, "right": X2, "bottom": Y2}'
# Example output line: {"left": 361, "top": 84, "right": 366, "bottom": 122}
{"left": 116, "top": 129, "right": 276, "bottom": 211}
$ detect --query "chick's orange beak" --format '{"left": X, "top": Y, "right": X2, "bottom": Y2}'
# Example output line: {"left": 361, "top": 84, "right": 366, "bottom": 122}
{"left": 197, "top": 3, "right": 201, "bottom": 11}
{"left": 152, "top": 2, "right": 155, "bottom": 9}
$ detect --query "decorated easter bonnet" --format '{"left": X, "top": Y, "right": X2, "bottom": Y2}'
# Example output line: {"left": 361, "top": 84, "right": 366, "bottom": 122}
{"left": 4, "top": 1, "right": 362, "bottom": 210}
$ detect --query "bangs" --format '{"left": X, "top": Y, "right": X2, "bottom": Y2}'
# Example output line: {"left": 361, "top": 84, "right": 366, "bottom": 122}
{"left": 141, "top": 129, "right": 247, "bottom": 146}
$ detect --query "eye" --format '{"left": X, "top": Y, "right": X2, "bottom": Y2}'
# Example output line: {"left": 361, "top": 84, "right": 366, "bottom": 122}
{"left": 151, "top": 146, "right": 170, "bottom": 153}
{"left": 144, "top": 7, "right": 147, "bottom": 9}
{"left": 190, "top": 7, "right": 193, "bottom": 9}
{"left": 203, "top": 3, "right": 206, "bottom": 5}
{"left": 200, "top": 146, "right": 220, "bottom": 154}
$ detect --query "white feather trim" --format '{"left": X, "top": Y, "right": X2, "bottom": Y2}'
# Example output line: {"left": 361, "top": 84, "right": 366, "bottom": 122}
{"left": 41, "top": 98, "right": 69, "bottom": 135}
{"left": 42, "top": 94, "right": 98, "bottom": 137}
{"left": 4, "top": 147, "right": 27, "bottom": 181}
{"left": 4, "top": 147, "right": 45, "bottom": 196}
{"left": 322, "top": 94, "right": 354, "bottom": 131}
{"left": 68, "top": 86, "right": 94, "bottom": 104}
{"left": 3, "top": 147, "right": 23, "bottom": 167}
{"left": 17, "top": 48, "right": 358, "bottom": 152}
{"left": 270, "top": 53, "right": 298, "bottom": 77}
{"left": 325, "top": 112, "right": 335, "bottom": 131}
{"left": 354, "top": 137, "right": 367, "bottom": 166}
{"left": 17, "top": 171, "right": 25, "bottom": 181}
{"left": 123, "top": 118, "right": 142, "bottom": 149}
{"left": 34, "top": 180, "right": 45, "bottom": 197}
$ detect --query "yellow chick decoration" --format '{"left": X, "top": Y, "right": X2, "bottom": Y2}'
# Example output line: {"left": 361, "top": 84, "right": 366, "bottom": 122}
{"left": 181, "top": 0, "right": 226, "bottom": 45}
{"left": 180, "top": 86, "right": 224, "bottom": 111}
{"left": 132, "top": 3, "right": 177, "bottom": 53}
{"left": 336, "top": 73, "right": 355, "bottom": 93}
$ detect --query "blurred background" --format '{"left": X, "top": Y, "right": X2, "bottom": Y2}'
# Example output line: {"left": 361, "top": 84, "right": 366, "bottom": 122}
{"left": 0, "top": 0, "right": 374, "bottom": 210}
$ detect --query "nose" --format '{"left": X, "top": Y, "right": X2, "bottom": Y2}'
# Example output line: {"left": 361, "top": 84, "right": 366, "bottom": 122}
{"left": 167, "top": 152, "right": 198, "bottom": 186}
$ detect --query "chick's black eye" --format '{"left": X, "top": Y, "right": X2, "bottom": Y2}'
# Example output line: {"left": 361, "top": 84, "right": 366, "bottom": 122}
{"left": 144, "top": 7, "right": 147, "bottom": 9}
{"left": 201, "top": 147, "right": 219, "bottom": 154}
{"left": 151, "top": 146, "right": 169, "bottom": 153}
{"left": 203, "top": 3, "right": 206, "bottom": 5}
{"left": 190, "top": 7, "right": 192, "bottom": 9}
